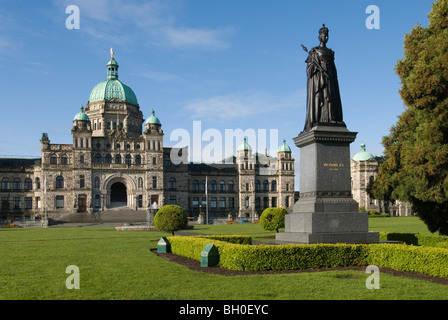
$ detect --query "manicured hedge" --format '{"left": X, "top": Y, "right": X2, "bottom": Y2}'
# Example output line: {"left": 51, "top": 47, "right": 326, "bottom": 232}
{"left": 198, "top": 235, "right": 252, "bottom": 245}
{"left": 164, "top": 235, "right": 448, "bottom": 278}
{"left": 365, "top": 244, "right": 448, "bottom": 279}
{"left": 379, "top": 232, "right": 448, "bottom": 247}
{"left": 217, "top": 243, "right": 367, "bottom": 271}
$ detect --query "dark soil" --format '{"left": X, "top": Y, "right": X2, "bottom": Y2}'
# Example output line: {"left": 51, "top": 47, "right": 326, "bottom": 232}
{"left": 150, "top": 249, "right": 448, "bottom": 286}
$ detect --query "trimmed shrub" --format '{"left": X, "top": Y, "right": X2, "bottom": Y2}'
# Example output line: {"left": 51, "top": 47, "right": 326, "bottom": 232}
{"left": 260, "top": 207, "right": 288, "bottom": 233}
{"left": 199, "top": 235, "right": 252, "bottom": 245}
{"left": 379, "top": 232, "right": 448, "bottom": 247}
{"left": 365, "top": 244, "right": 448, "bottom": 279}
{"left": 153, "top": 205, "right": 188, "bottom": 236}
{"left": 165, "top": 235, "right": 448, "bottom": 278}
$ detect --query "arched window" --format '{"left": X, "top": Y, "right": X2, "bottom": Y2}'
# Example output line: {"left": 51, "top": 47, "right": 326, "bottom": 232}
{"left": 61, "top": 154, "right": 68, "bottom": 165}
{"left": 24, "top": 178, "right": 32, "bottom": 191}
{"left": 211, "top": 180, "right": 217, "bottom": 192}
{"left": 125, "top": 154, "right": 132, "bottom": 165}
{"left": 115, "top": 154, "right": 122, "bottom": 164}
{"left": 191, "top": 180, "right": 199, "bottom": 191}
{"left": 50, "top": 154, "right": 58, "bottom": 164}
{"left": 228, "top": 180, "right": 234, "bottom": 192}
{"left": 271, "top": 180, "right": 277, "bottom": 191}
{"left": 219, "top": 181, "right": 226, "bottom": 192}
{"left": 135, "top": 155, "right": 142, "bottom": 165}
{"left": 263, "top": 180, "right": 269, "bottom": 191}
{"left": 94, "top": 153, "right": 102, "bottom": 163}
{"left": 56, "top": 176, "right": 64, "bottom": 189}
{"left": 168, "top": 177, "right": 177, "bottom": 190}
{"left": 201, "top": 180, "right": 206, "bottom": 192}
{"left": 255, "top": 180, "right": 260, "bottom": 191}
{"left": 13, "top": 178, "right": 21, "bottom": 190}
{"left": 1, "top": 178, "right": 10, "bottom": 190}
{"left": 105, "top": 154, "right": 112, "bottom": 163}
{"left": 35, "top": 177, "right": 40, "bottom": 189}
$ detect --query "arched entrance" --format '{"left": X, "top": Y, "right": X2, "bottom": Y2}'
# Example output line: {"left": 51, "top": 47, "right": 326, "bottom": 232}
{"left": 110, "top": 182, "right": 127, "bottom": 206}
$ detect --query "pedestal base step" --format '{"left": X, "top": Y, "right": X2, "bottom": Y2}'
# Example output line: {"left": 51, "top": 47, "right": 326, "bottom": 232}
{"left": 275, "top": 231, "right": 379, "bottom": 244}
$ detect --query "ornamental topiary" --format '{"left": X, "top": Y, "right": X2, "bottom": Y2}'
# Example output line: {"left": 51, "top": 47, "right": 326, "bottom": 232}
{"left": 260, "top": 207, "right": 288, "bottom": 233}
{"left": 153, "top": 205, "right": 188, "bottom": 236}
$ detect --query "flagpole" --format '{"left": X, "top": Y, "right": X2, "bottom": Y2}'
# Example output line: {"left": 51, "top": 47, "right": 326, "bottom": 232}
{"left": 205, "top": 176, "right": 208, "bottom": 225}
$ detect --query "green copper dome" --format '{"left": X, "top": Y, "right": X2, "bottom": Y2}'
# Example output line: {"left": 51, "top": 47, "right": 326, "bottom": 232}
{"left": 73, "top": 105, "right": 90, "bottom": 121}
{"left": 238, "top": 137, "right": 252, "bottom": 151}
{"left": 278, "top": 139, "right": 291, "bottom": 152}
{"left": 145, "top": 109, "right": 161, "bottom": 125}
{"left": 88, "top": 54, "right": 138, "bottom": 106}
{"left": 352, "top": 143, "right": 375, "bottom": 161}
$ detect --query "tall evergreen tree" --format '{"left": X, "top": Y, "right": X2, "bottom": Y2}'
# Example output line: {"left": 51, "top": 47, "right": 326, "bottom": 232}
{"left": 372, "top": 0, "right": 448, "bottom": 235}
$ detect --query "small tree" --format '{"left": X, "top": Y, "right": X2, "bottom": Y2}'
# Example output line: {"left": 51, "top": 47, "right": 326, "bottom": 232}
{"left": 153, "top": 205, "right": 188, "bottom": 236}
{"left": 260, "top": 207, "right": 288, "bottom": 233}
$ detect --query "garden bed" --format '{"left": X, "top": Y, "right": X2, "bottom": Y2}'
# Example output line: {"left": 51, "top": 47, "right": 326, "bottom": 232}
{"left": 151, "top": 249, "right": 448, "bottom": 286}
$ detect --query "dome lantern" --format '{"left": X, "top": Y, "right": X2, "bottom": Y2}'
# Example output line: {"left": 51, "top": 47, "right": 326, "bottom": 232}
{"left": 88, "top": 50, "right": 139, "bottom": 106}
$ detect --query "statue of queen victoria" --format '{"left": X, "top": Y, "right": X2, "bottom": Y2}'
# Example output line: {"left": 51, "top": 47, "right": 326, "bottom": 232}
{"left": 302, "top": 24, "right": 345, "bottom": 132}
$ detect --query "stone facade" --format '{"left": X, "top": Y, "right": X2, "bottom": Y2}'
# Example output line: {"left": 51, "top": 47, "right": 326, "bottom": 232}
{"left": 0, "top": 54, "right": 295, "bottom": 222}
{"left": 350, "top": 144, "right": 413, "bottom": 216}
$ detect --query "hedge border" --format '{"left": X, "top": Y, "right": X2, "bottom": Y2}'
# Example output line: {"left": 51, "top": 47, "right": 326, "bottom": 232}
{"left": 165, "top": 235, "right": 448, "bottom": 278}
{"left": 379, "top": 232, "right": 448, "bottom": 247}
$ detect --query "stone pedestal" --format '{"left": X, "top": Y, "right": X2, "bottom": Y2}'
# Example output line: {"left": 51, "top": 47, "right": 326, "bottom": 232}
{"left": 276, "top": 125, "right": 379, "bottom": 244}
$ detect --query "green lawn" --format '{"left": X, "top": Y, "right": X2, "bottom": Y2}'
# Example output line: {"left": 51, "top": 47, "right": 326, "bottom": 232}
{"left": 0, "top": 217, "right": 447, "bottom": 300}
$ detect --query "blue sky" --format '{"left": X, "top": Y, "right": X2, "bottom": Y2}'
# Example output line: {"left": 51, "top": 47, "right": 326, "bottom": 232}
{"left": 0, "top": 0, "right": 432, "bottom": 165}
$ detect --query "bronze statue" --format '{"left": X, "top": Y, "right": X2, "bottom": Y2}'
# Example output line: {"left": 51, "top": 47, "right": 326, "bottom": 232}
{"left": 302, "top": 24, "right": 345, "bottom": 132}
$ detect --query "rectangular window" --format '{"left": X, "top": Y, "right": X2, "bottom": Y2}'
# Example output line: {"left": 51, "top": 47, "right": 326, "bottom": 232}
{"left": 228, "top": 197, "right": 234, "bottom": 208}
{"left": 1, "top": 197, "right": 9, "bottom": 210}
{"left": 56, "top": 195, "right": 64, "bottom": 209}
{"left": 80, "top": 175, "right": 85, "bottom": 188}
{"left": 152, "top": 176, "right": 157, "bottom": 188}
{"left": 211, "top": 197, "right": 217, "bottom": 208}
{"left": 271, "top": 197, "right": 277, "bottom": 208}
{"left": 169, "top": 195, "right": 177, "bottom": 205}
{"left": 255, "top": 197, "right": 260, "bottom": 208}
{"left": 25, "top": 197, "right": 32, "bottom": 209}
{"left": 219, "top": 197, "right": 226, "bottom": 208}
{"left": 263, "top": 197, "right": 269, "bottom": 208}
{"left": 286, "top": 196, "right": 290, "bottom": 208}
{"left": 192, "top": 197, "right": 199, "bottom": 208}
{"left": 80, "top": 155, "right": 84, "bottom": 163}
{"left": 13, "top": 197, "right": 21, "bottom": 209}
{"left": 153, "top": 157, "right": 156, "bottom": 165}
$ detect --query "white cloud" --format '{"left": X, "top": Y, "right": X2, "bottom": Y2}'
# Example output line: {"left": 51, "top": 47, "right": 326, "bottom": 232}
{"left": 162, "top": 26, "right": 234, "bottom": 50}
{"left": 183, "top": 90, "right": 306, "bottom": 121}
{"left": 54, "top": 0, "right": 233, "bottom": 51}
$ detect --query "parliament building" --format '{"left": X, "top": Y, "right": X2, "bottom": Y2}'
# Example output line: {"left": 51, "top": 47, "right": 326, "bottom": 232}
{"left": 0, "top": 52, "right": 295, "bottom": 223}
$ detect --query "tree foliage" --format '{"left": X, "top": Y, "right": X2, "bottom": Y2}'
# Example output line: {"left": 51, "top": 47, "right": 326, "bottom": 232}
{"left": 260, "top": 207, "right": 288, "bottom": 233}
{"left": 153, "top": 205, "right": 188, "bottom": 236}
{"left": 372, "top": 0, "right": 448, "bottom": 234}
